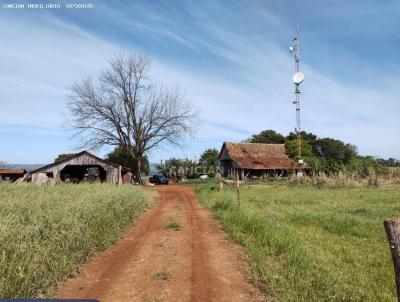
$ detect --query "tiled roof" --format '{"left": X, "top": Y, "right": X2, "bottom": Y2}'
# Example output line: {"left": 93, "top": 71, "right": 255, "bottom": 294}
{"left": 0, "top": 169, "right": 27, "bottom": 175}
{"left": 221, "top": 142, "right": 304, "bottom": 170}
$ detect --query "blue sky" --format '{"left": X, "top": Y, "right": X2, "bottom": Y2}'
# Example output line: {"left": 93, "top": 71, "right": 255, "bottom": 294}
{"left": 1, "top": 0, "right": 400, "bottom": 164}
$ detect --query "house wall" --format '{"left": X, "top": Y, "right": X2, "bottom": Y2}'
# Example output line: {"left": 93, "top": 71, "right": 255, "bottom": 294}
{"left": 220, "top": 160, "right": 232, "bottom": 178}
{"left": 219, "top": 146, "right": 231, "bottom": 160}
{"left": 220, "top": 145, "right": 235, "bottom": 177}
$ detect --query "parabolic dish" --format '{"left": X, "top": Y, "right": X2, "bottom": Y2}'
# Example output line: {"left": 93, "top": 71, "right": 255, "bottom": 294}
{"left": 293, "top": 71, "right": 305, "bottom": 84}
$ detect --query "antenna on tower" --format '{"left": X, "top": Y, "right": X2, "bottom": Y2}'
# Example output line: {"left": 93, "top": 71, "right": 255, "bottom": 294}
{"left": 290, "top": 25, "right": 304, "bottom": 177}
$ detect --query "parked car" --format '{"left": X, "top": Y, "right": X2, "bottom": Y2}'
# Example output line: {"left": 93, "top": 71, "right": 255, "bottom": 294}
{"left": 149, "top": 174, "right": 169, "bottom": 185}
{"left": 86, "top": 167, "right": 100, "bottom": 182}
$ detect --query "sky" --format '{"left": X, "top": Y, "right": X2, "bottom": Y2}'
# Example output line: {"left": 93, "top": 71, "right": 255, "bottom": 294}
{"left": 1, "top": 0, "right": 400, "bottom": 164}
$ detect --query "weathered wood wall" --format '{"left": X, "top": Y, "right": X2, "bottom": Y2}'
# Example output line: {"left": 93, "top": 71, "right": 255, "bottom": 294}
{"left": 32, "top": 153, "right": 120, "bottom": 184}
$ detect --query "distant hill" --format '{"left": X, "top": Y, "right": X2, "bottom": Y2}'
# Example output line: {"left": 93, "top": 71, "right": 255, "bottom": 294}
{"left": 5, "top": 164, "right": 45, "bottom": 172}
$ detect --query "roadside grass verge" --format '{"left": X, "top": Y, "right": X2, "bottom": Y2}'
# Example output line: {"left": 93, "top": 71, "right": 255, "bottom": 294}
{"left": 176, "top": 178, "right": 220, "bottom": 185}
{"left": 195, "top": 183, "right": 400, "bottom": 301}
{"left": 0, "top": 183, "right": 151, "bottom": 298}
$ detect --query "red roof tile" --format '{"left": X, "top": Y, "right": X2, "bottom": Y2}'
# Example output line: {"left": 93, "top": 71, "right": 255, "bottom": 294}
{"left": 221, "top": 142, "right": 305, "bottom": 170}
{"left": 0, "top": 169, "right": 27, "bottom": 175}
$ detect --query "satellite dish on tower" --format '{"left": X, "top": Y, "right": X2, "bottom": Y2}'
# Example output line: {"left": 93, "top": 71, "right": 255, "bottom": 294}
{"left": 292, "top": 71, "right": 304, "bottom": 84}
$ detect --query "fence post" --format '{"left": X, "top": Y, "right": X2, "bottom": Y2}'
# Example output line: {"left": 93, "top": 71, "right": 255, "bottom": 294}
{"left": 236, "top": 170, "right": 240, "bottom": 206}
{"left": 118, "top": 165, "right": 122, "bottom": 185}
{"left": 384, "top": 219, "right": 400, "bottom": 302}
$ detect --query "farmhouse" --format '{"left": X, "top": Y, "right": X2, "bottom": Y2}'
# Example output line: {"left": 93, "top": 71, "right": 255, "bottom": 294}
{"left": 0, "top": 169, "right": 27, "bottom": 182}
{"left": 219, "top": 142, "right": 305, "bottom": 179}
{"left": 30, "top": 151, "right": 132, "bottom": 185}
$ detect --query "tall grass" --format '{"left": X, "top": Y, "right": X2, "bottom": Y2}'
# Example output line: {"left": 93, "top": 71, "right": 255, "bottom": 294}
{"left": 0, "top": 183, "right": 150, "bottom": 298}
{"left": 196, "top": 184, "right": 400, "bottom": 301}
{"left": 289, "top": 171, "right": 400, "bottom": 187}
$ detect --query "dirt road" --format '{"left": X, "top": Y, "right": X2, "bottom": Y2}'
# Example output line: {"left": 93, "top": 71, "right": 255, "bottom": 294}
{"left": 56, "top": 185, "right": 263, "bottom": 302}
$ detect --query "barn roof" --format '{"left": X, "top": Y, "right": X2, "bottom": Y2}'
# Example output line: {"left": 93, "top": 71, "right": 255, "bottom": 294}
{"left": 31, "top": 151, "right": 130, "bottom": 173}
{"left": 0, "top": 169, "right": 27, "bottom": 175}
{"left": 219, "top": 142, "right": 305, "bottom": 170}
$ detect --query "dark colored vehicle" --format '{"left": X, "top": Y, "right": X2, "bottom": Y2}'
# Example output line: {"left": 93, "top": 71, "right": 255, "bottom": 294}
{"left": 86, "top": 167, "right": 100, "bottom": 182}
{"left": 149, "top": 174, "right": 169, "bottom": 185}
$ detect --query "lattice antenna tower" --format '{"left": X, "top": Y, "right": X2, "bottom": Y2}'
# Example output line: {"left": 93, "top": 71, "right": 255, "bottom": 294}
{"left": 290, "top": 26, "right": 305, "bottom": 172}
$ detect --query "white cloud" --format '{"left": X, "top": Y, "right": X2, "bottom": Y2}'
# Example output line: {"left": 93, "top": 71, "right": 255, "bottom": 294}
{"left": 0, "top": 13, "right": 119, "bottom": 128}
{"left": 1, "top": 4, "right": 399, "bottom": 163}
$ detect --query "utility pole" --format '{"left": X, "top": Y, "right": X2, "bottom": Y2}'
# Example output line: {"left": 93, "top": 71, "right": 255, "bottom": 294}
{"left": 290, "top": 26, "right": 305, "bottom": 177}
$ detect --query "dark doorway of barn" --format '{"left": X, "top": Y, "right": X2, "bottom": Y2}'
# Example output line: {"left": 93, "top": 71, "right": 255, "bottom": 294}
{"left": 60, "top": 165, "right": 106, "bottom": 183}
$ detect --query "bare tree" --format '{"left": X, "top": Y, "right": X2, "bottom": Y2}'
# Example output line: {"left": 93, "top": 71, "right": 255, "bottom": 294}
{"left": 67, "top": 54, "right": 197, "bottom": 183}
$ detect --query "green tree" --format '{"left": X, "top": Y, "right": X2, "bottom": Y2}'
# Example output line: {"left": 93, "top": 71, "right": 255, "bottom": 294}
{"left": 376, "top": 157, "right": 400, "bottom": 167}
{"left": 306, "top": 157, "right": 344, "bottom": 175}
{"left": 161, "top": 158, "right": 199, "bottom": 180}
{"left": 199, "top": 148, "right": 219, "bottom": 177}
{"left": 313, "top": 138, "right": 357, "bottom": 164}
{"left": 247, "top": 130, "right": 286, "bottom": 144}
{"left": 199, "top": 148, "right": 219, "bottom": 166}
{"left": 284, "top": 140, "right": 313, "bottom": 160}
{"left": 54, "top": 154, "right": 75, "bottom": 163}
{"left": 286, "top": 131, "right": 317, "bottom": 143}
{"left": 106, "top": 147, "right": 150, "bottom": 175}
{"left": 246, "top": 129, "right": 365, "bottom": 174}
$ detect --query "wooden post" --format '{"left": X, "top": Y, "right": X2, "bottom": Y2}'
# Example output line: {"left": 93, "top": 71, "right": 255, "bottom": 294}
{"left": 384, "top": 219, "right": 400, "bottom": 302}
{"left": 118, "top": 165, "right": 122, "bottom": 185}
{"left": 236, "top": 170, "right": 240, "bottom": 206}
{"left": 52, "top": 171, "right": 57, "bottom": 186}
{"left": 52, "top": 171, "right": 61, "bottom": 186}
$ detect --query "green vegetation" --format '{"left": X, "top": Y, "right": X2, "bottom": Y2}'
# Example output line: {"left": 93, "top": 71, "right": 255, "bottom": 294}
{"left": 246, "top": 129, "right": 399, "bottom": 176}
{"left": 176, "top": 178, "right": 220, "bottom": 185}
{"left": 196, "top": 183, "right": 400, "bottom": 301}
{"left": 165, "top": 222, "right": 181, "bottom": 231}
{"left": 284, "top": 139, "right": 313, "bottom": 159}
{"left": 0, "top": 183, "right": 150, "bottom": 298}
{"left": 105, "top": 146, "right": 150, "bottom": 175}
{"left": 199, "top": 148, "right": 219, "bottom": 177}
{"left": 54, "top": 153, "right": 75, "bottom": 163}
{"left": 155, "top": 269, "right": 171, "bottom": 281}
{"left": 246, "top": 129, "right": 286, "bottom": 144}
{"left": 161, "top": 148, "right": 219, "bottom": 180}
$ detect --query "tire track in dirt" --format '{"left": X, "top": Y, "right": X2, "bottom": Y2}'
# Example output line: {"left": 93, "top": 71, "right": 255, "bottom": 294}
{"left": 56, "top": 185, "right": 263, "bottom": 302}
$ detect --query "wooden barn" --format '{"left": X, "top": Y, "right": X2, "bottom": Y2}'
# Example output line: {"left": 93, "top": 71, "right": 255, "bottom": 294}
{"left": 30, "top": 151, "right": 132, "bottom": 185}
{"left": 0, "top": 169, "right": 27, "bottom": 182}
{"left": 219, "top": 142, "right": 305, "bottom": 179}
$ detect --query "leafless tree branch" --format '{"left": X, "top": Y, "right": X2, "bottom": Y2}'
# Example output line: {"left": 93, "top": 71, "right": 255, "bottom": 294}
{"left": 67, "top": 53, "right": 198, "bottom": 183}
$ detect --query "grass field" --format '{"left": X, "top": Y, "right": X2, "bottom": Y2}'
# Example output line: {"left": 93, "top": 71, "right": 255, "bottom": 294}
{"left": 0, "top": 183, "right": 150, "bottom": 298}
{"left": 196, "top": 183, "right": 400, "bottom": 301}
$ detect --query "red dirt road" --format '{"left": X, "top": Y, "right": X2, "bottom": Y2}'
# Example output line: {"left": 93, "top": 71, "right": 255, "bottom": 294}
{"left": 56, "top": 185, "right": 263, "bottom": 302}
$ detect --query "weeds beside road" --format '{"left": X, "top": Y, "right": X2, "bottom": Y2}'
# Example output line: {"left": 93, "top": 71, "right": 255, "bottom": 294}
{"left": 196, "top": 183, "right": 400, "bottom": 301}
{"left": 0, "top": 183, "right": 149, "bottom": 298}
